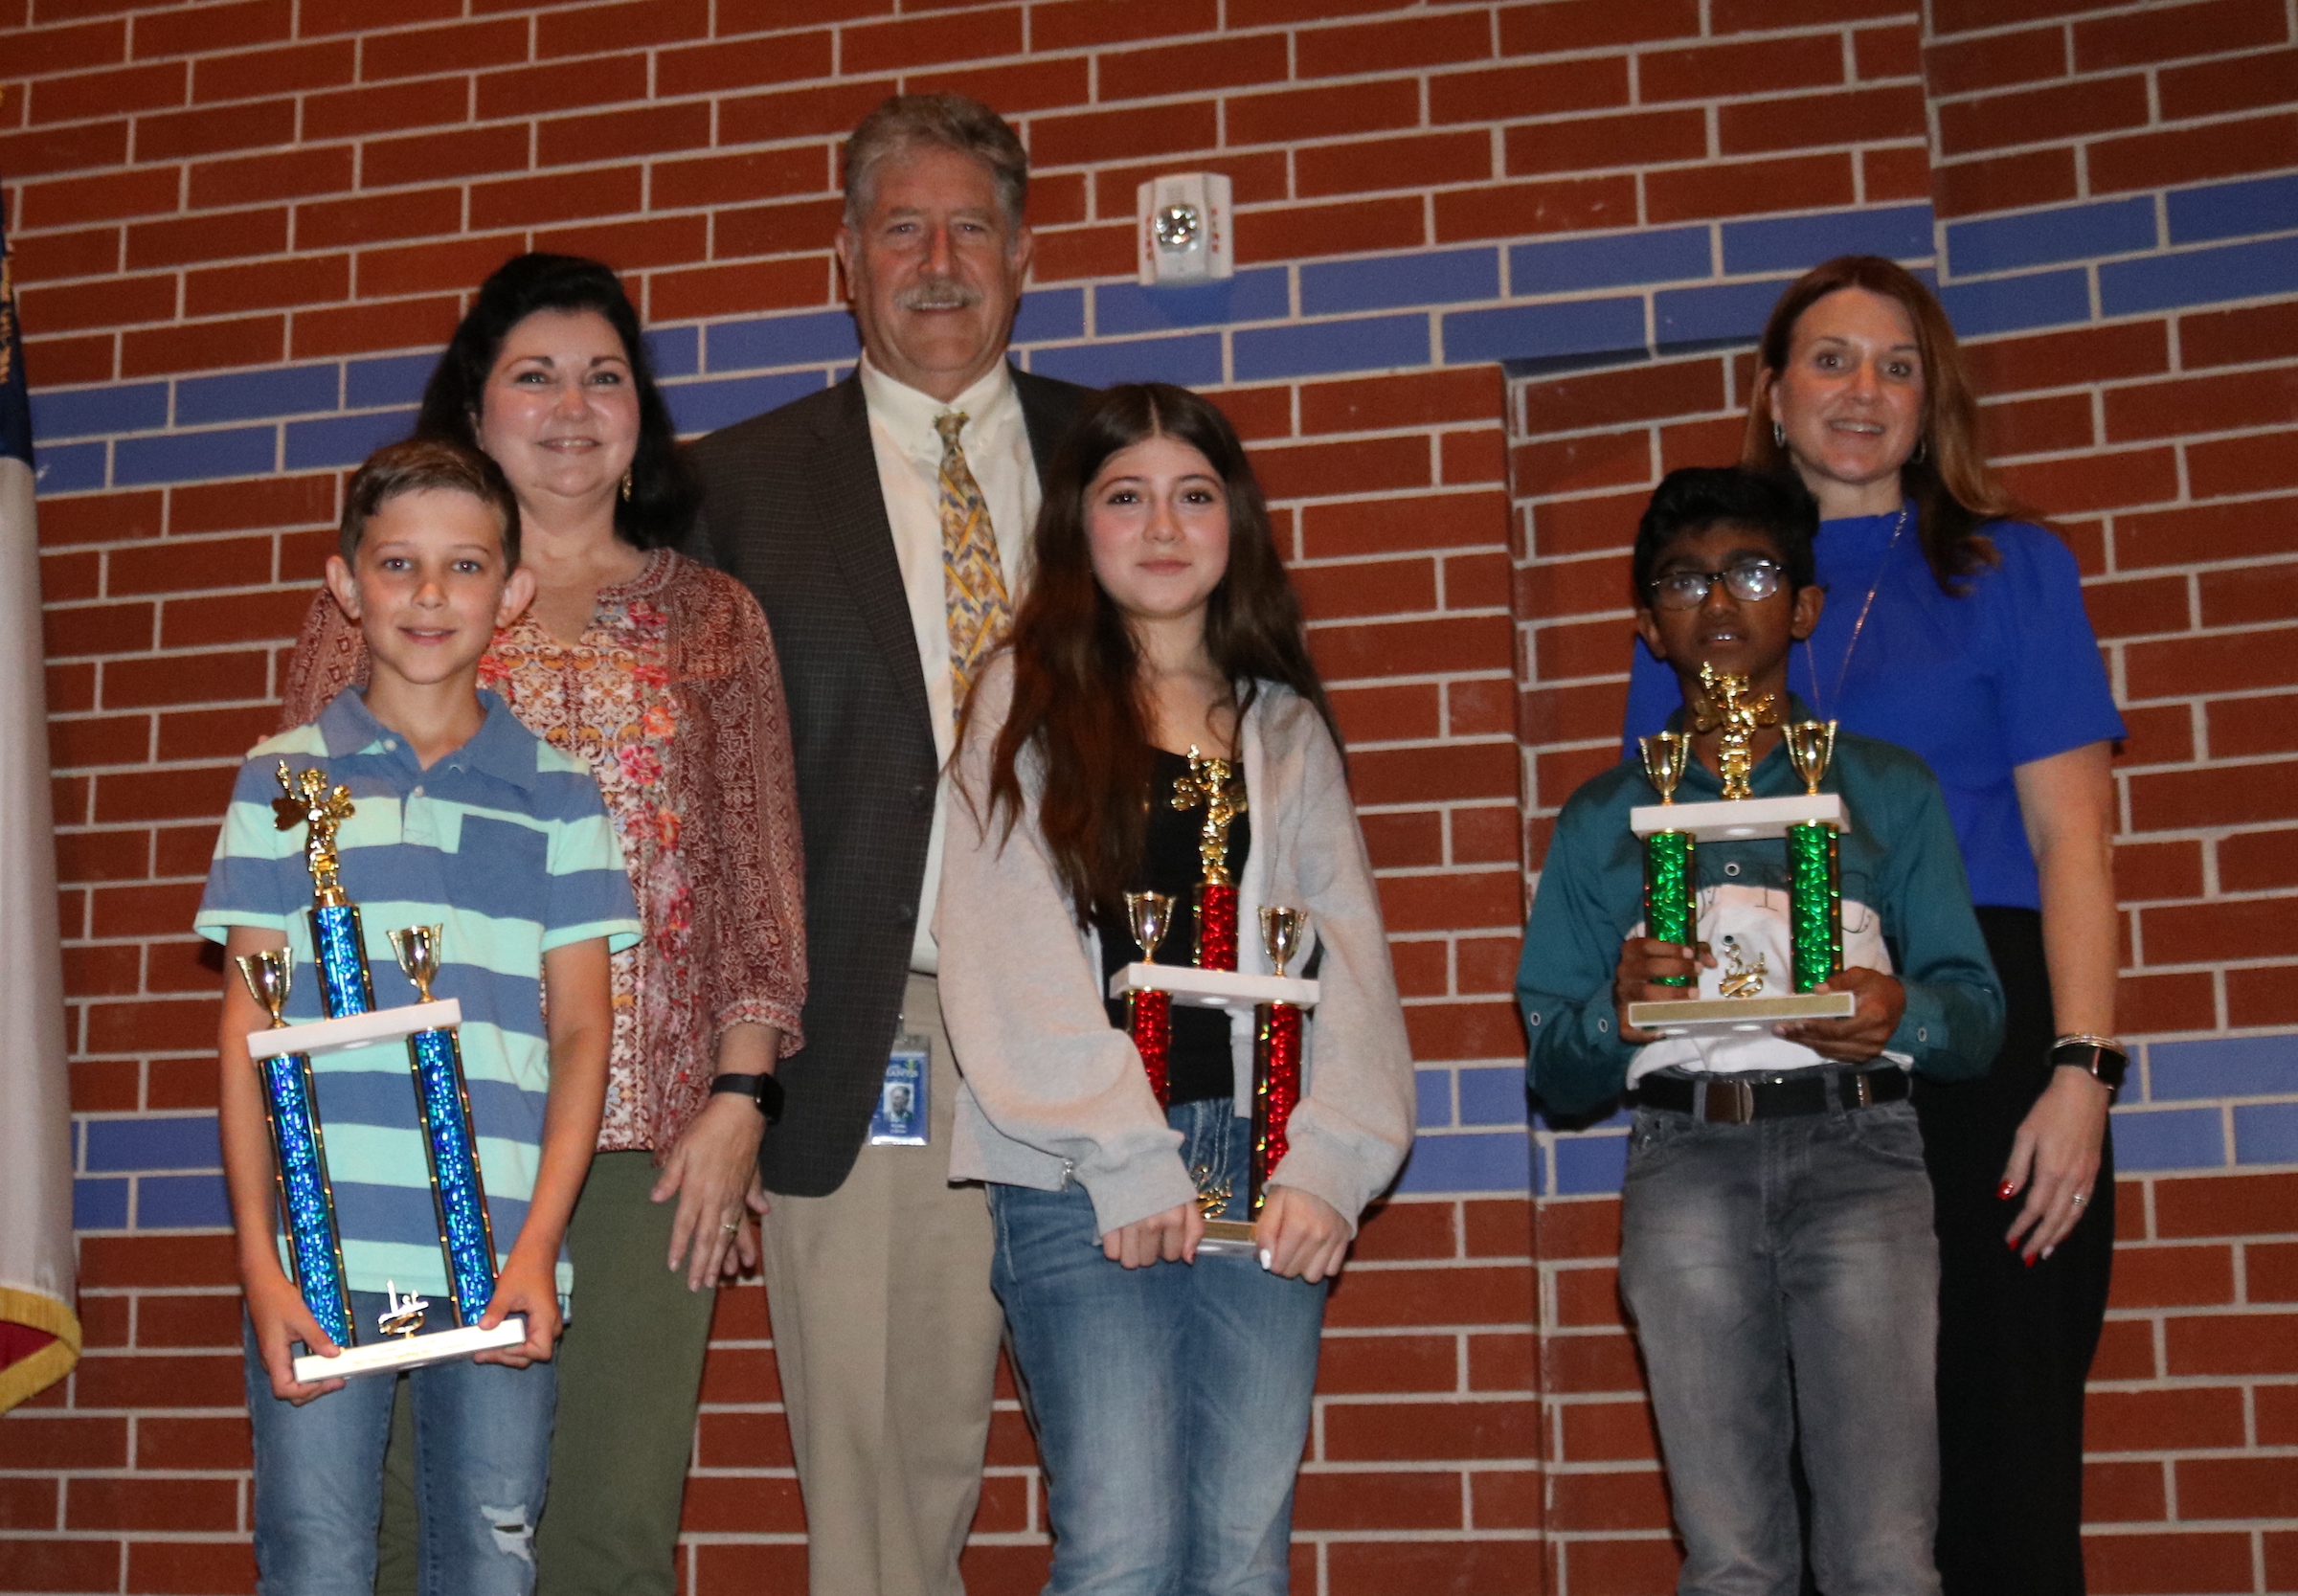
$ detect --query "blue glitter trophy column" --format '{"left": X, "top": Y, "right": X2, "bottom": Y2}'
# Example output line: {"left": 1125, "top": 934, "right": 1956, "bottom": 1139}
{"left": 247, "top": 764, "right": 526, "bottom": 1382}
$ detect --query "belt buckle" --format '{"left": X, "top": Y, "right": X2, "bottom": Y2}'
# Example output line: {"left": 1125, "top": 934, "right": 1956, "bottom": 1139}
{"left": 1845, "top": 1070, "right": 1875, "bottom": 1110}
{"left": 1704, "top": 1078, "right": 1754, "bottom": 1125}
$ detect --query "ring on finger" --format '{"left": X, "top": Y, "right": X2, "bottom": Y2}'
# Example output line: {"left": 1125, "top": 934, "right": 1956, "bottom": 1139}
{"left": 2070, "top": 1192, "right": 2087, "bottom": 1207}
{"left": 720, "top": 1218, "right": 742, "bottom": 1233}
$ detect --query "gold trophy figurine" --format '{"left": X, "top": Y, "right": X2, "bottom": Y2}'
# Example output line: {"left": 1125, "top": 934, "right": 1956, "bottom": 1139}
{"left": 272, "top": 763, "right": 356, "bottom": 909}
{"left": 1690, "top": 664, "right": 1779, "bottom": 800}
{"left": 236, "top": 949, "right": 294, "bottom": 1027}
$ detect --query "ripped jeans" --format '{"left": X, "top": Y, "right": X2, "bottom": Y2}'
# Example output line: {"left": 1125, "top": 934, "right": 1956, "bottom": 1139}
{"left": 244, "top": 1292, "right": 554, "bottom": 1596}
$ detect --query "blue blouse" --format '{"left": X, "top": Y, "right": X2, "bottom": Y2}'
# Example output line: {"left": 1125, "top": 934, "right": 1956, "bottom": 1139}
{"left": 1621, "top": 508, "right": 2125, "bottom": 911}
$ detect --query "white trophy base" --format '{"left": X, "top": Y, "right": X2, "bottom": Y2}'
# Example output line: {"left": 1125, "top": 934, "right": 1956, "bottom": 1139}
{"left": 293, "top": 1315, "right": 527, "bottom": 1382}
{"left": 1631, "top": 793, "right": 1846, "bottom": 842}
{"left": 1199, "top": 1219, "right": 1259, "bottom": 1257}
{"left": 1109, "top": 963, "right": 1318, "bottom": 1017}
{"left": 1626, "top": 991, "right": 1858, "bottom": 1036}
{"left": 248, "top": 1000, "right": 462, "bottom": 1060}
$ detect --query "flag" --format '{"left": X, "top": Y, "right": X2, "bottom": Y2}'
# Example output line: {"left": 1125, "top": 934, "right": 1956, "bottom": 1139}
{"left": 0, "top": 209, "right": 80, "bottom": 1413}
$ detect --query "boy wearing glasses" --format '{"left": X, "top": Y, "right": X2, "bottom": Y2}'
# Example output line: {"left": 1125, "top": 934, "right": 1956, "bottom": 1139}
{"left": 1516, "top": 467, "right": 2001, "bottom": 1594}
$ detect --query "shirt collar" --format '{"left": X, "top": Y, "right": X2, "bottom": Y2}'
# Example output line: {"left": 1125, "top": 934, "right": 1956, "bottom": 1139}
{"left": 858, "top": 351, "right": 1018, "bottom": 457}
{"left": 317, "top": 687, "right": 537, "bottom": 790}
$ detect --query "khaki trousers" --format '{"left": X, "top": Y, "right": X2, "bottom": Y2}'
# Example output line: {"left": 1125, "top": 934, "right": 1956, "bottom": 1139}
{"left": 760, "top": 973, "right": 1003, "bottom": 1596}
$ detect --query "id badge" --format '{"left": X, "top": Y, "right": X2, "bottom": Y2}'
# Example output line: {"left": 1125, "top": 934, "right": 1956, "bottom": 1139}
{"left": 869, "top": 1034, "right": 930, "bottom": 1146}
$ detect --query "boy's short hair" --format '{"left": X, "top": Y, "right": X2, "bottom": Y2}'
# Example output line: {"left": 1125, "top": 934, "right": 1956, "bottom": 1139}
{"left": 339, "top": 438, "right": 522, "bottom": 569}
{"left": 1632, "top": 467, "right": 1818, "bottom": 601}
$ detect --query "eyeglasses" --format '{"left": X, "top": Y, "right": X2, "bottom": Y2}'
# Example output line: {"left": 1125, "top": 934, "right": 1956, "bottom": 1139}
{"left": 1646, "top": 559, "right": 1787, "bottom": 612}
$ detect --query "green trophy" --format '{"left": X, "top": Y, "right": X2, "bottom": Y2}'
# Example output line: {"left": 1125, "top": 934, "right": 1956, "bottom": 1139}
{"left": 1623, "top": 672, "right": 1858, "bottom": 1038}
{"left": 1784, "top": 719, "right": 1843, "bottom": 993}
{"left": 1638, "top": 731, "right": 1695, "bottom": 986}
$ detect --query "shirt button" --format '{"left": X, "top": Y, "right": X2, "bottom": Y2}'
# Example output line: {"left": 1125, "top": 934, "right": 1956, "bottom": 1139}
{"left": 382, "top": 739, "right": 396, "bottom": 752}
{"left": 411, "top": 787, "right": 423, "bottom": 798}
{"left": 1918, "top": 1026, "right": 1929, "bottom": 1043}
{"left": 1528, "top": 1012, "right": 1541, "bottom": 1026}
{"left": 1597, "top": 1017, "right": 1609, "bottom": 1033}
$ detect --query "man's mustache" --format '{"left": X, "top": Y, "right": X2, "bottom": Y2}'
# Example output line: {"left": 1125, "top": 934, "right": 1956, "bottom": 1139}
{"left": 896, "top": 279, "right": 981, "bottom": 312}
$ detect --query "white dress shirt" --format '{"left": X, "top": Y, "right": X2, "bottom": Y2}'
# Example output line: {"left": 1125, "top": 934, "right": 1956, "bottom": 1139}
{"left": 858, "top": 352, "right": 1043, "bottom": 974}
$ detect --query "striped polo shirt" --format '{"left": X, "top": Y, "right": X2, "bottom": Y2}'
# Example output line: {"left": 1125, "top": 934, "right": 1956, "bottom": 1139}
{"left": 196, "top": 687, "right": 641, "bottom": 1299}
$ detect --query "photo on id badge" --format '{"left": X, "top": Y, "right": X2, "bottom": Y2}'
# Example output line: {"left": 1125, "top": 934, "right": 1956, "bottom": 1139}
{"left": 870, "top": 1034, "right": 929, "bottom": 1145}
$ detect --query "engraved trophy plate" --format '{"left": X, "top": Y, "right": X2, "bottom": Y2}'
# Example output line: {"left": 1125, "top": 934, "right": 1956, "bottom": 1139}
{"left": 253, "top": 763, "right": 526, "bottom": 1382}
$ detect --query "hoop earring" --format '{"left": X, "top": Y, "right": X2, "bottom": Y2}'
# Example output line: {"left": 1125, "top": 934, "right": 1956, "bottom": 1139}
{"left": 620, "top": 470, "right": 633, "bottom": 504}
{"left": 1910, "top": 436, "right": 1929, "bottom": 465}
{"left": 1772, "top": 420, "right": 1786, "bottom": 448}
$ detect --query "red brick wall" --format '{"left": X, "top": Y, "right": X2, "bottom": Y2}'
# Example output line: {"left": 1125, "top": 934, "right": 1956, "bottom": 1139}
{"left": 3, "top": 1, "right": 2294, "bottom": 1593}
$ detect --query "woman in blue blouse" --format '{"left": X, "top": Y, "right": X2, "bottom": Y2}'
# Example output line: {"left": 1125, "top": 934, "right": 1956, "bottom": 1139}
{"left": 1621, "top": 256, "right": 2123, "bottom": 1594}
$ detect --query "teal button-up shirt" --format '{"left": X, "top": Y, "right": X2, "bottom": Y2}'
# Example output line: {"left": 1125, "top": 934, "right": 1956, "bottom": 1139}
{"left": 1517, "top": 708, "right": 2004, "bottom": 1117}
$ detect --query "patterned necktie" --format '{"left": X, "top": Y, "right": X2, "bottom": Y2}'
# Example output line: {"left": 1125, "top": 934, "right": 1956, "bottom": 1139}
{"left": 934, "top": 410, "right": 1012, "bottom": 706}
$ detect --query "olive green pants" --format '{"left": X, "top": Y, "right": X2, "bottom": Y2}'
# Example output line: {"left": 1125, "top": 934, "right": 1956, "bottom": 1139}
{"left": 375, "top": 1150, "right": 720, "bottom": 1596}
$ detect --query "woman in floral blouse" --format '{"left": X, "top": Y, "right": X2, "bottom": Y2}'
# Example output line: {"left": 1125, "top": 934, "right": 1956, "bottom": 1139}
{"left": 280, "top": 254, "right": 804, "bottom": 1596}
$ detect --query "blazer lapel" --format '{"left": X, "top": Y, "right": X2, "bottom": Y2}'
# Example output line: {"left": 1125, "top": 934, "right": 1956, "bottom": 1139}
{"left": 809, "top": 375, "right": 935, "bottom": 739}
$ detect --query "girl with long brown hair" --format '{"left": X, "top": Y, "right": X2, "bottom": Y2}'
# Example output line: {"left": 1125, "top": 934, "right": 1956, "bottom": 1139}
{"left": 936, "top": 383, "right": 1415, "bottom": 1591}
{"left": 1623, "top": 257, "right": 2124, "bottom": 1594}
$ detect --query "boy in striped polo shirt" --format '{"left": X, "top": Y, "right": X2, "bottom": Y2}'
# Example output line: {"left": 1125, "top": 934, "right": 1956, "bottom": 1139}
{"left": 198, "top": 439, "right": 640, "bottom": 1596}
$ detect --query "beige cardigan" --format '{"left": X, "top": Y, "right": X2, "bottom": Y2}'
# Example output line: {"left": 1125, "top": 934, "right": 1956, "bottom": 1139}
{"left": 935, "top": 657, "right": 1416, "bottom": 1238}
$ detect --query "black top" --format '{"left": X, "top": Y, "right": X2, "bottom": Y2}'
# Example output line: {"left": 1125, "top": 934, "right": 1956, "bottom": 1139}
{"left": 1093, "top": 747, "right": 1251, "bottom": 1107}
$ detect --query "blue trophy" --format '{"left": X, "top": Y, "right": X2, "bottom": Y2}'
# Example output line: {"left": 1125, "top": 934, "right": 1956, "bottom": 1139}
{"left": 243, "top": 763, "right": 526, "bottom": 1381}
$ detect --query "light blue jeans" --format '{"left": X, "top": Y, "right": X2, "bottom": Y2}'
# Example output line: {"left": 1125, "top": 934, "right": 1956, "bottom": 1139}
{"left": 243, "top": 1292, "right": 555, "bottom": 1596}
{"left": 990, "top": 1099, "right": 1328, "bottom": 1595}
{"left": 1618, "top": 1089, "right": 1943, "bottom": 1596}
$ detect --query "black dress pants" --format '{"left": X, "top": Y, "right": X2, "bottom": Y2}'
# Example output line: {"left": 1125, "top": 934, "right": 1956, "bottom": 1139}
{"left": 1913, "top": 907, "right": 2114, "bottom": 1596}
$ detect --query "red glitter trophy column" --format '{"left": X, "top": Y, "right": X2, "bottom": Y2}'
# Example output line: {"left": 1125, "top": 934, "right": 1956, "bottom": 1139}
{"left": 1172, "top": 747, "right": 1246, "bottom": 971}
{"left": 1122, "top": 890, "right": 1175, "bottom": 1107}
{"left": 1249, "top": 907, "right": 1307, "bottom": 1218}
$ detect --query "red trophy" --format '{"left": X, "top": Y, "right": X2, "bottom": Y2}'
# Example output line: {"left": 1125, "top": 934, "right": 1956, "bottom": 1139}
{"left": 1171, "top": 747, "right": 1247, "bottom": 970}
{"left": 1123, "top": 890, "right": 1176, "bottom": 1107}
{"left": 1247, "top": 906, "right": 1308, "bottom": 1218}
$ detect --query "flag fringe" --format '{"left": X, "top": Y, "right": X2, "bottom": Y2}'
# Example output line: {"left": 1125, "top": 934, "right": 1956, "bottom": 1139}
{"left": 0, "top": 1284, "right": 81, "bottom": 1414}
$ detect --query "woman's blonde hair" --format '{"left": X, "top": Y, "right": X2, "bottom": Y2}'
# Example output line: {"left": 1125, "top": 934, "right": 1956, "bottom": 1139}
{"left": 1745, "top": 255, "right": 2020, "bottom": 591}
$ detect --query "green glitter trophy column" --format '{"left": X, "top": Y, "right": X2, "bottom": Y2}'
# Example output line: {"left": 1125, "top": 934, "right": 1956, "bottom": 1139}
{"left": 1638, "top": 731, "right": 1696, "bottom": 985}
{"left": 1784, "top": 719, "right": 1844, "bottom": 993}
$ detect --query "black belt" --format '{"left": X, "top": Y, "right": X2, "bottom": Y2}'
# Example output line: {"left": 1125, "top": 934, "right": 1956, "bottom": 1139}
{"left": 1632, "top": 1066, "right": 1908, "bottom": 1125}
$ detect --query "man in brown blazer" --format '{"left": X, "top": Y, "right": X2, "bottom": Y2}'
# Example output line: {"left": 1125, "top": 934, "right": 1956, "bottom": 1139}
{"left": 685, "top": 94, "right": 1089, "bottom": 1596}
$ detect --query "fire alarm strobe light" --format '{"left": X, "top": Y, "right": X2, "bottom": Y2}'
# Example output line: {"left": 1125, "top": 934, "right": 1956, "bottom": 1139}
{"left": 1137, "top": 172, "right": 1233, "bottom": 286}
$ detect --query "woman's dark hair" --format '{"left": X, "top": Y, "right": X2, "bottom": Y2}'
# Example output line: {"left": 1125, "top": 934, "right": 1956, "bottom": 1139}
{"left": 1631, "top": 466, "right": 1818, "bottom": 601}
{"left": 340, "top": 438, "right": 522, "bottom": 569}
{"left": 976, "top": 383, "right": 1340, "bottom": 925}
{"left": 1746, "top": 255, "right": 2018, "bottom": 594}
{"left": 415, "top": 253, "right": 697, "bottom": 550}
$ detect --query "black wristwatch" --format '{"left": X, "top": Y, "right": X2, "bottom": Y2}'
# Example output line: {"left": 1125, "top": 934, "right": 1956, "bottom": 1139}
{"left": 2050, "top": 1035, "right": 2128, "bottom": 1101}
{"left": 710, "top": 1071, "right": 784, "bottom": 1124}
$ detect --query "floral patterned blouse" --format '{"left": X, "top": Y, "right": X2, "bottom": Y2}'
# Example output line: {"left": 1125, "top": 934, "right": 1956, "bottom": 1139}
{"left": 280, "top": 548, "right": 806, "bottom": 1154}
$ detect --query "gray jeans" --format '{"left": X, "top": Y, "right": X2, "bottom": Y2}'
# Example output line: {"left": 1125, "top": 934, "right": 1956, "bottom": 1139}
{"left": 1617, "top": 1088, "right": 1943, "bottom": 1596}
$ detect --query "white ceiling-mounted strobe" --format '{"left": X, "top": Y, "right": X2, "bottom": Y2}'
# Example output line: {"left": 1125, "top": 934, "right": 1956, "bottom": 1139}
{"left": 1136, "top": 172, "right": 1234, "bottom": 286}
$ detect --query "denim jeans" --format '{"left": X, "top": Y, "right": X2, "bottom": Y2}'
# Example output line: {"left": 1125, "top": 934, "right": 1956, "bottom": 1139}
{"left": 989, "top": 1099, "right": 1328, "bottom": 1595}
{"left": 1616, "top": 1087, "right": 1941, "bottom": 1596}
{"left": 243, "top": 1292, "right": 555, "bottom": 1596}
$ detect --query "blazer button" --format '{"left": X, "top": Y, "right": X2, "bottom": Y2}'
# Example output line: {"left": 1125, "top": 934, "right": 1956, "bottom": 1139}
{"left": 896, "top": 904, "right": 915, "bottom": 926}
{"left": 912, "top": 782, "right": 931, "bottom": 808}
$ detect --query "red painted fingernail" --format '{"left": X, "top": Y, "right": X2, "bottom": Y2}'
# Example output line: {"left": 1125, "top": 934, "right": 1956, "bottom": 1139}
{"left": 1996, "top": 1180, "right": 2017, "bottom": 1200}
{"left": 2023, "top": 1254, "right": 2038, "bottom": 1269}
{"left": 2005, "top": 1237, "right": 2019, "bottom": 1251}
